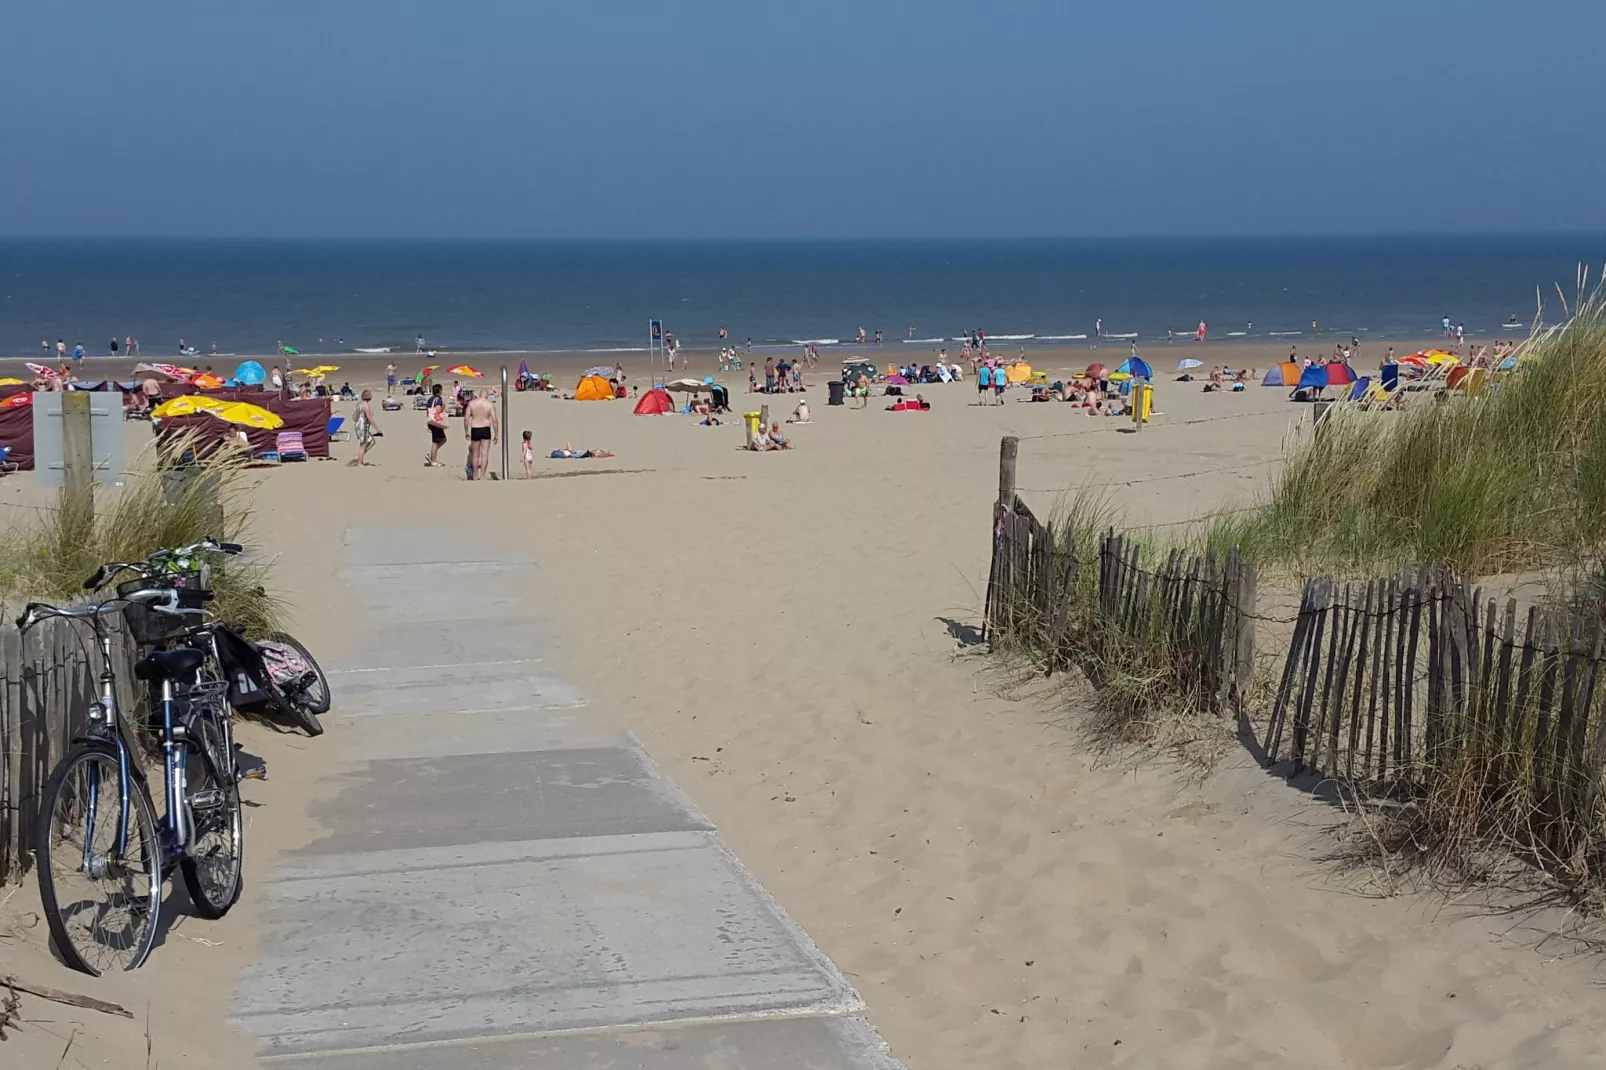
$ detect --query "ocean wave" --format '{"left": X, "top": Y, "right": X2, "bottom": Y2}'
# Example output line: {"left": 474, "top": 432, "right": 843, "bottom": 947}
{"left": 987, "top": 334, "right": 1036, "bottom": 341}
{"left": 791, "top": 338, "right": 844, "bottom": 346}
{"left": 1268, "top": 331, "right": 1303, "bottom": 336}
{"left": 1037, "top": 334, "right": 1089, "bottom": 340}
{"left": 902, "top": 337, "right": 947, "bottom": 344}
{"left": 1103, "top": 332, "right": 1138, "bottom": 339}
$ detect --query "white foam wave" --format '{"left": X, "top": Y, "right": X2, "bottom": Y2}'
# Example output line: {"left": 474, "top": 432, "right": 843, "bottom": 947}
{"left": 902, "top": 338, "right": 946, "bottom": 344}
{"left": 792, "top": 338, "right": 843, "bottom": 346}
{"left": 1037, "top": 334, "right": 1089, "bottom": 341}
{"left": 1268, "top": 331, "right": 1303, "bottom": 336}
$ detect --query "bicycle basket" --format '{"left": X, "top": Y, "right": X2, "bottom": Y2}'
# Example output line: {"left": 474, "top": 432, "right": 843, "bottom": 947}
{"left": 118, "top": 580, "right": 210, "bottom": 644}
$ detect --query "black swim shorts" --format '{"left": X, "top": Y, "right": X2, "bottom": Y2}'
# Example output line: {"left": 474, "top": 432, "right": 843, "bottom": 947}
{"left": 470, "top": 426, "right": 492, "bottom": 442}
{"left": 430, "top": 424, "right": 447, "bottom": 445}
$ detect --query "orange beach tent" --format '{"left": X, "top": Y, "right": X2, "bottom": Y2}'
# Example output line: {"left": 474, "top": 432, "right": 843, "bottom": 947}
{"left": 574, "top": 374, "right": 614, "bottom": 401}
{"left": 1260, "top": 362, "right": 1301, "bottom": 387}
{"left": 633, "top": 387, "right": 674, "bottom": 414}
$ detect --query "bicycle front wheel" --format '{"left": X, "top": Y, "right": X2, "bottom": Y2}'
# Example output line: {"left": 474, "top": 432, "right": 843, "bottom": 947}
{"left": 180, "top": 713, "right": 243, "bottom": 918}
{"left": 35, "top": 743, "right": 162, "bottom": 975}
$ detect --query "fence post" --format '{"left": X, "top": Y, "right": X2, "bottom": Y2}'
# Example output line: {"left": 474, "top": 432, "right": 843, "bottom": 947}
{"left": 997, "top": 435, "right": 1019, "bottom": 507}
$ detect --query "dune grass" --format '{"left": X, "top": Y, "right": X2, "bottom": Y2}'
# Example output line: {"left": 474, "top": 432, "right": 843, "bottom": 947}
{"left": 1207, "top": 274, "right": 1606, "bottom": 578}
{"left": 0, "top": 440, "right": 284, "bottom": 636}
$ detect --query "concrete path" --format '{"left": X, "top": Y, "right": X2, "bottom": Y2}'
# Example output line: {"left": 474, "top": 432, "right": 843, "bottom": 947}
{"left": 232, "top": 528, "right": 900, "bottom": 1069}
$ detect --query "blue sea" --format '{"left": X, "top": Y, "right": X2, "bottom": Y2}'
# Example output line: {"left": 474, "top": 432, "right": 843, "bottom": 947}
{"left": 1, "top": 236, "right": 1602, "bottom": 356}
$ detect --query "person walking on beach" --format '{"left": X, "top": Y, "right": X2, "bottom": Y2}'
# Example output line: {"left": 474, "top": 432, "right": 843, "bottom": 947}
{"left": 1094, "top": 318, "right": 1102, "bottom": 340}
{"left": 350, "top": 389, "right": 380, "bottom": 466}
{"left": 463, "top": 388, "right": 499, "bottom": 480}
{"left": 56, "top": 339, "right": 66, "bottom": 361}
{"left": 521, "top": 430, "right": 534, "bottom": 478}
{"left": 977, "top": 362, "right": 992, "bottom": 405}
{"left": 425, "top": 383, "right": 448, "bottom": 466}
{"left": 416, "top": 334, "right": 425, "bottom": 354}
{"left": 385, "top": 361, "right": 397, "bottom": 395}
{"left": 1195, "top": 320, "right": 1207, "bottom": 342}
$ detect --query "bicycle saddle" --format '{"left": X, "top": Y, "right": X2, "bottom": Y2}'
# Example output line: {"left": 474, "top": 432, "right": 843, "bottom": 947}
{"left": 133, "top": 647, "right": 207, "bottom": 681}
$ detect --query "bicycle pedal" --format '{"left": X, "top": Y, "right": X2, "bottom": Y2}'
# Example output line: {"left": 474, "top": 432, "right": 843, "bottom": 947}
{"left": 189, "top": 788, "right": 225, "bottom": 808}
{"left": 237, "top": 761, "right": 268, "bottom": 782}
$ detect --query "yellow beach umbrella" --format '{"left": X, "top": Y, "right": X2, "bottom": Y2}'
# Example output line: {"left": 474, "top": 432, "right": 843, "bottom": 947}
{"left": 1108, "top": 371, "right": 1134, "bottom": 381}
{"left": 0, "top": 378, "right": 26, "bottom": 386}
{"left": 210, "top": 401, "right": 284, "bottom": 430}
{"left": 151, "top": 395, "right": 227, "bottom": 418}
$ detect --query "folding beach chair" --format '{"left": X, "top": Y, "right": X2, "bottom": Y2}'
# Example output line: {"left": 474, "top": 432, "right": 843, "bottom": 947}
{"left": 275, "top": 431, "right": 308, "bottom": 461}
{"left": 327, "top": 416, "right": 347, "bottom": 441}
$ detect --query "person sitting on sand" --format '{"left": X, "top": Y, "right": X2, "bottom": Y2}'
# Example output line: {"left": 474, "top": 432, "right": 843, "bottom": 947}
{"left": 788, "top": 400, "right": 811, "bottom": 423}
{"left": 767, "top": 422, "right": 791, "bottom": 449}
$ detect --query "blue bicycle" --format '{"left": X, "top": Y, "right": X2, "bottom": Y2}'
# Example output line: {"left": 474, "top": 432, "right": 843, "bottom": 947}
{"left": 22, "top": 541, "right": 249, "bottom": 974}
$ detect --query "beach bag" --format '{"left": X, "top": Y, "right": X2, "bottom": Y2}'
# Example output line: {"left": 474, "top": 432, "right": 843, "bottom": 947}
{"left": 259, "top": 640, "right": 314, "bottom": 692}
{"left": 211, "top": 626, "right": 274, "bottom": 711}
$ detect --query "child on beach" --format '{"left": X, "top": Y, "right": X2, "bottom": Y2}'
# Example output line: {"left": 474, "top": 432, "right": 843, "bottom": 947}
{"left": 521, "top": 430, "right": 534, "bottom": 478}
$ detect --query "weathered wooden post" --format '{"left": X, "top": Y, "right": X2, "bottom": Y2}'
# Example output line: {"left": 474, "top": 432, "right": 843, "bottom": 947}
{"left": 984, "top": 436, "right": 1020, "bottom": 641}
{"left": 997, "top": 435, "right": 1018, "bottom": 506}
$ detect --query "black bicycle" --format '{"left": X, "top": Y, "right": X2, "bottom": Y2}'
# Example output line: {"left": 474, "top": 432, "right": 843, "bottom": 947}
{"left": 23, "top": 562, "right": 248, "bottom": 974}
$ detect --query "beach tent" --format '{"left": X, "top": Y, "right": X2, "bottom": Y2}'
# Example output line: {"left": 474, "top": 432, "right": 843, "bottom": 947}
{"left": 574, "top": 374, "right": 614, "bottom": 401}
{"left": 1116, "top": 356, "right": 1153, "bottom": 380}
{"left": 1260, "top": 362, "right": 1301, "bottom": 387}
{"left": 233, "top": 361, "right": 267, "bottom": 386}
{"left": 1296, "top": 365, "right": 1329, "bottom": 391}
{"left": 1004, "top": 362, "right": 1033, "bottom": 384}
{"left": 633, "top": 387, "right": 674, "bottom": 415}
{"left": 1324, "top": 362, "right": 1357, "bottom": 386}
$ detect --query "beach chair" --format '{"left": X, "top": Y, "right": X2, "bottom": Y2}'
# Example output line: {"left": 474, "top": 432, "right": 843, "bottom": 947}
{"left": 327, "top": 416, "right": 347, "bottom": 441}
{"left": 275, "top": 431, "right": 308, "bottom": 462}
{"left": 1346, "top": 376, "right": 1371, "bottom": 402}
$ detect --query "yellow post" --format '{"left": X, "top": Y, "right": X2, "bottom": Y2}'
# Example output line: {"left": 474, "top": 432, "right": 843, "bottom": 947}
{"left": 1131, "top": 383, "right": 1152, "bottom": 429}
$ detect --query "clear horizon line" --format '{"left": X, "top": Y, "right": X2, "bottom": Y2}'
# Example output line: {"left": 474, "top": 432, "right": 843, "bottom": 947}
{"left": 3, "top": 229, "right": 1606, "bottom": 245}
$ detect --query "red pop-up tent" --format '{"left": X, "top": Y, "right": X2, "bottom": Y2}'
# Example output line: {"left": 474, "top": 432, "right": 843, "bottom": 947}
{"left": 633, "top": 387, "right": 674, "bottom": 415}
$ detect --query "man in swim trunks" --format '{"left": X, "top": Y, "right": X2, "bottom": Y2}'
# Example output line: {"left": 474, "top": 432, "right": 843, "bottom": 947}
{"left": 462, "top": 388, "right": 499, "bottom": 480}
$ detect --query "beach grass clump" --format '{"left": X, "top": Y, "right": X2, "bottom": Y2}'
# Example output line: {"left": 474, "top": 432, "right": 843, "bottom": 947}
{"left": 0, "top": 440, "right": 284, "bottom": 635}
{"left": 1209, "top": 276, "right": 1606, "bottom": 576}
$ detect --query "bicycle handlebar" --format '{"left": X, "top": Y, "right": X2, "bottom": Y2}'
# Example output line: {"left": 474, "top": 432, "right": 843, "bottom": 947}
{"left": 17, "top": 587, "right": 211, "bottom": 632}
{"left": 82, "top": 538, "right": 243, "bottom": 591}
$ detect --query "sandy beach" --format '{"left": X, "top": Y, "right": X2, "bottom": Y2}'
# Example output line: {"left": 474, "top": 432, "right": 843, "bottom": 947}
{"left": 5, "top": 338, "right": 1603, "bottom": 1069}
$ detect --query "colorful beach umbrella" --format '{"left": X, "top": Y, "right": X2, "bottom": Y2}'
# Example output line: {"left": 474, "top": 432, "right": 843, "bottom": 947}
{"left": 151, "top": 395, "right": 227, "bottom": 419}
{"left": 0, "top": 393, "right": 32, "bottom": 408}
{"left": 448, "top": 364, "right": 484, "bottom": 378}
{"left": 25, "top": 362, "right": 59, "bottom": 378}
{"left": 0, "top": 377, "right": 26, "bottom": 386}
{"left": 210, "top": 401, "right": 283, "bottom": 429}
{"left": 192, "top": 373, "right": 226, "bottom": 390}
{"left": 420, "top": 364, "right": 440, "bottom": 378}
{"left": 1177, "top": 358, "right": 1203, "bottom": 371}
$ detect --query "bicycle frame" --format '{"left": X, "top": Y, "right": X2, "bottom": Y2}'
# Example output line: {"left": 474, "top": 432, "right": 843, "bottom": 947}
{"left": 78, "top": 615, "right": 194, "bottom": 878}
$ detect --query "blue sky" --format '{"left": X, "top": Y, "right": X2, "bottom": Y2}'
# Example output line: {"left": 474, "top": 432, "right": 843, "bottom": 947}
{"left": 3, "top": 1, "right": 1603, "bottom": 239}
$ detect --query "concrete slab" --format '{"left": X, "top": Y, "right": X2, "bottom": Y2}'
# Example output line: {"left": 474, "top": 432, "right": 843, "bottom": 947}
{"left": 325, "top": 662, "right": 586, "bottom": 719}
{"left": 261, "top": 1015, "right": 901, "bottom": 1069}
{"left": 328, "top": 707, "right": 623, "bottom": 762}
{"left": 336, "top": 564, "right": 534, "bottom": 621}
{"left": 234, "top": 832, "right": 859, "bottom": 1056}
{"left": 294, "top": 746, "right": 714, "bottom": 854}
{"left": 339, "top": 528, "right": 529, "bottom": 569}
{"left": 325, "top": 617, "right": 553, "bottom": 671}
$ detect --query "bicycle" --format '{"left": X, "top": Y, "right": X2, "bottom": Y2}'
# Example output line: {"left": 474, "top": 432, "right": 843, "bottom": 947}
{"left": 140, "top": 540, "right": 330, "bottom": 737}
{"left": 23, "top": 552, "right": 248, "bottom": 974}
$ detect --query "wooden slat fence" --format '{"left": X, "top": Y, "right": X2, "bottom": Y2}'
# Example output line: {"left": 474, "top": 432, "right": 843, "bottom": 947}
{"left": 984, "top": 497, "right": 1257, "bottom": 715}
{"left": 0, "top": 614, "right": 143, "bottom": 884}
{"left": 1259, "top": 572, "right": 1606, "bottom": 841}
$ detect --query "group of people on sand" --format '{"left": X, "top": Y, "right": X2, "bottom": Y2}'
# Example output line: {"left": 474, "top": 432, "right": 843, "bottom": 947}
{"left": 753, "top": 355, "right": 805, "bottom": 393}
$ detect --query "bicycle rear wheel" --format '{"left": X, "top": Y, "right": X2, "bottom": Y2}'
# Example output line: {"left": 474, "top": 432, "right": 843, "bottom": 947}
{"left": 35, "top": 743, "right": 162, "bottom": 975}
{"left": 180, "top": 713, "right": 243, "bottom": 918}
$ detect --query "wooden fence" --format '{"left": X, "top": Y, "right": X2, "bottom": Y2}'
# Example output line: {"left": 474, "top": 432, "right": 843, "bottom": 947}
{"left": 982, "top": 435, "right": 1257, "bottom": 717}
{"left": 0, "top": 615, "right": 142, "bottom": 884}
{"left": 1260, "top": 572, "right": 1606, "bottom": 820}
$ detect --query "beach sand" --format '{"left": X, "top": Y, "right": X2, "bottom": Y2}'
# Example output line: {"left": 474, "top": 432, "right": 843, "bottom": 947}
{"left": 4, "top": 337, "right": 1600, "bottom": 1069}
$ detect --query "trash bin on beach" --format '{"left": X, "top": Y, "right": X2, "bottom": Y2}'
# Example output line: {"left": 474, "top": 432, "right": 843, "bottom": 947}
{"left": 743, "top": 411, "right": 762, "bottom": 436}
{"left": 827, "top": 380, "right": 846, "bottom": 406}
